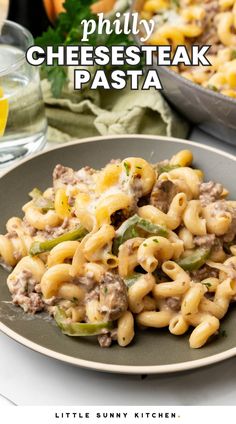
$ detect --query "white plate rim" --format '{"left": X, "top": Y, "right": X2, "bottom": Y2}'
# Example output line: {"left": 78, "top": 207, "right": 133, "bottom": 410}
{"left": 1, "top": 133, "right": 236, "bottom": 375}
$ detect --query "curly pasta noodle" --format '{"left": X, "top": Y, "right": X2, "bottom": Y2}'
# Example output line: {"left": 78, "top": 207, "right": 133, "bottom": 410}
{"left": 1, "top": 149, "right": 236, "bottom": 349}
{"left": 141, "top": 0, "right": 236, "bottom": 99}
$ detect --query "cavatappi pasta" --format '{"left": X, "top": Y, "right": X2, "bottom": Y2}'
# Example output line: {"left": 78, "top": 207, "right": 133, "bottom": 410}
{"left": 141, "top": 0, "right": 236, "bottom": 99}
{"left": 1, "top": 150, "right": 236, "bottom": 348}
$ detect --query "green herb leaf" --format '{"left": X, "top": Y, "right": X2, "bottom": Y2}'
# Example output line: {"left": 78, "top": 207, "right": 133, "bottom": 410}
{"left": 36, "top": 26, "right": 64, "bottom": 48}
{"left": 158, "top": 164, "right": 180, "bottom": 174}
{"left": 171, "top": 0, "right": 180, "bottom": 7}
{"left": 35, "top": 0, "right": 138, "bottom": 97}
{"left": 202, "top": 282, "right": 211, "bottom": 289}
{"left": 208, "top": 85, "right": 219, "bottom": 93}
{"left": 47, "top": 66, "right": 67, "bottom": 98}
{"left": 231, "top": 50, "right": 236, "bottom": 60}
{"left": 124, "top": 161, "right": 131, "bottom": 176}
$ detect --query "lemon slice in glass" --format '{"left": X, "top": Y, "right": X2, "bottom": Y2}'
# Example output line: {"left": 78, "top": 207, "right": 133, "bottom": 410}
{"left": 0, "top": 87, "right": 9, "bottom": 136}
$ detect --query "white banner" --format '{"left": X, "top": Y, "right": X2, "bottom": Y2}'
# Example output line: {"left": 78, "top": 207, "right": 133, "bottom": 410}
{"left": 0, "top": 406, "right": 235, "bottom": 424}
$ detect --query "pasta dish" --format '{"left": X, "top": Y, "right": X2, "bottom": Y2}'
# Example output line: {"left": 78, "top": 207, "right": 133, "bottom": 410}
{"left": 1, "top": 149, "right": 236, "bottom": 349}
{"left": 140, "top": 0, "right": 236, "bottom": 99}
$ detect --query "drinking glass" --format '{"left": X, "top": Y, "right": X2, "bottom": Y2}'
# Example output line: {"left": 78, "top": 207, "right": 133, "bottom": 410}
{"left": 0, "top": 20, "right": 47, "bottom": 168}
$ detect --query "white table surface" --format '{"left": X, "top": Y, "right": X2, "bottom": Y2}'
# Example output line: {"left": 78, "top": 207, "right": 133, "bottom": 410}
{"left": 0, "top": 127, "right": 236, "bottom": 406}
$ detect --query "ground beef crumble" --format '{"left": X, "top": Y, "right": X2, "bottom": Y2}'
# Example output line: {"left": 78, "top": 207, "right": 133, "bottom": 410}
{"left": 190, "top": 265, "right": 219, "bottom": 282}
{"left": 194, "top": 234, "right": 216, "bottom": 249}
{"left": 7, "top": 270, "right": 44, "bottom": 313}
{"left": 166, "top": 297, "right": 181, "bottom": 312}
{"left": 98, "top": 329, "right": 118, "bottom": 348}
{"left": 99, "top": 272, "right": 128, "bottom": 321}
{"left": 150, "top": 180, "right": 179, "bottom": 213}
{"left": 199, "top": 181, "right": 224, "bottom": 206}
{"left": 196, "top": 0, "right": 221, "bottom": 54}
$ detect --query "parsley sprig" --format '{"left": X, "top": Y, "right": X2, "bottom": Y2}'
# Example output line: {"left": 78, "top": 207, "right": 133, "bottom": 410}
{"left": 36, "top": 0, "right": 136, "bottom": 97}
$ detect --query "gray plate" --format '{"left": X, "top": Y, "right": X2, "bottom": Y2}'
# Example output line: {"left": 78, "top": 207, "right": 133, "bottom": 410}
{"left": 132, "top": 0, "right": 236, "bottom": 145}
{"left": 0, "top": 135, "right": 236, "bottom": 374}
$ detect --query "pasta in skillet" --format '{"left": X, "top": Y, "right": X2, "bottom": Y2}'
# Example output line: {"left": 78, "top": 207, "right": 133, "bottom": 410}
{"left": 1, "top": 150, "right": 236, "bottom": 349}
{"left": 140, "top": 0, "right": 236, "bottom": 99}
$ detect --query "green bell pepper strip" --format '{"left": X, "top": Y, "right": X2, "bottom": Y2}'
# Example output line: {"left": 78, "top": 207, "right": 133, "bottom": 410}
{"left": 29, "top": 188, "right": 43, "bottom": 199}
{"left": 124, "top": 273, "right": 143, "bottom": 288}
{"left": 158, "top": 164, "right": 180, "bottom": 174}
{"left": 177, "top": 247, "right": 211, "bottom": 271}
{"left": 29, "top": 187, "right": 54, "bottom": 212}
{"left": 113, "top": 214, "right": 168, "bottom": 255}
{"left": 30, "top": 226, "right": 88, "bottom": 256}
{"left": 54, "top": 308, "right": 114, "bottom": 336}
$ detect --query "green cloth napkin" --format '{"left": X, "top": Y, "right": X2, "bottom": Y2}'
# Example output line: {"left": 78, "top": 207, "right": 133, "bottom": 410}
{"left": 42, "top": 79, "right": 189, "bottom": 144}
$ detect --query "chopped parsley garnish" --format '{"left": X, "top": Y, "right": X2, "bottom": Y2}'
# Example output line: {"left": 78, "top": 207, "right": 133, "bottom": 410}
{"left": 171, "top": 0, "right": 180, "bottom": 7}
{"left": 136, "top": 166, "right": 142, "bottom": 170}
{"left": 124, "top": 161, "right": 131, "bottom": 176}
{"left": 36, "top": 0, "right": 138, "bottom": 97}
{"left": 158, "top": 164, "right": 180, "bottom": 174}
{"left": 208, "top": 85, "right": 219, "bottom": 92}
{"left": 202, "top": 282, "right": 211, "bottom": 289}
{"left": 231, "top": 50, "right": 236, "bottom": 60}
{"left": 153, "top": 239, "right": 159, "bottom": 243}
